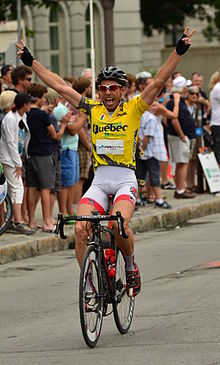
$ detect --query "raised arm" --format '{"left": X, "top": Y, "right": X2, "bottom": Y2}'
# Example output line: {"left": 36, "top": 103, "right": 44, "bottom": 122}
{"left": 16, "top": 40, "right": 81, "bottom": 108}
{"left": 141, "top": 26, "right": 196, "bottom": 106}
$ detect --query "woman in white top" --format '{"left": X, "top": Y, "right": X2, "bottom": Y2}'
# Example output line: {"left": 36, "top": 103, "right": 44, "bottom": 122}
{"left": 209, "top": 71, "right": 220, "bottom": 167}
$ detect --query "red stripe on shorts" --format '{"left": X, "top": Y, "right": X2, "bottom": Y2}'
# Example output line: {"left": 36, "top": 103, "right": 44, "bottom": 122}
{"left": 114, "top": 194, "right": 136, "bottom": 207}
{"left": 79, "top": 197, "right": 105, "bottom": 214}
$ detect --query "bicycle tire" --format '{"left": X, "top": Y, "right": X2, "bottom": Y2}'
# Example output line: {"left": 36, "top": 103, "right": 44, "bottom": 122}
{"left": 79, "top": 245, "right": 104, "bottom": 348}
{"left": 0, "top": 194, "right": 13, "bottom": 236}
{"left": 113, "top": 248, "right": 135, "bottom": 334}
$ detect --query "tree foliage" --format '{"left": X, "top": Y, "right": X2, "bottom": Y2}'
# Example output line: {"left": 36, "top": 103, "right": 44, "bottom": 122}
{"left": 0, "top": 0, "right": 59, "bottom": 21}
{"left": 140, "top": 0, "right": 220, "bottom": 41}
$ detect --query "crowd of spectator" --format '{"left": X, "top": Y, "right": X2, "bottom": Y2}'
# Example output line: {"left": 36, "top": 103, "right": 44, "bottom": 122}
{"left": 0, "top": 62, "right": 219, "bottom": 233}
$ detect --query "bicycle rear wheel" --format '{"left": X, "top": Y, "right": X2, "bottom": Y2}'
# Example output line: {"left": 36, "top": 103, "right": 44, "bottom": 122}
{"left": 79, "top": 245, "right": 104, "bottom": 348}
{"left": 0, "top": 194, "right": 13, "bottom": 236}
{"left": 113, "top": 248, "right": 135, "bottom": 334}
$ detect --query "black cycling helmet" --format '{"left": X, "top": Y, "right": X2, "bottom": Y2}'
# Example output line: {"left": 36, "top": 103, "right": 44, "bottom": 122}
{"left": 97, "top": 66, "right": 128, "bottom": 87}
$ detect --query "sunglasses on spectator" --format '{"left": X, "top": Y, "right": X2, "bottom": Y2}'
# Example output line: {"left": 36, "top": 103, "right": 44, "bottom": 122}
{"left": 99, "top": 84, "right": 121, "bottom": 92}
{"left": 25, "top": 77, "right": 32, "bottom": 81}
{"left": 189, "top": 92, "right": 199, "bottom": 95}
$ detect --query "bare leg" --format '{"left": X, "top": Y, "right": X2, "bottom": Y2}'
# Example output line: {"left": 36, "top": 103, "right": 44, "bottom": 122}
{"left": 66, "top": 186, "right": 74, "bottom": 215}
{"left": 12, "top": 203, "right": 22, "bottom": 223}
{"left": 160, "top": 161, "right": 169, "bottom": 184}
{"left": 41, "top": 188, "right": 54, "bottom": 230}
{"left": 75, "top": 203, "right": 95, "bottom": 266}
{"left": 175, "top": 163, "right": 188, "bottom": 190}
{"left": 111, "top": 200, "right": 135, "bottom": 256}
{"left": 27, "top": 187, "right": 37, "bottom": 228}
{"left": 58, "top": 187, "right": 67, "bottom": 215}
{"left": 50, "top": 192, "right": 56, "bottom": 225}
{"left": 186, "top": 159, "right": 197, "bottom": 188}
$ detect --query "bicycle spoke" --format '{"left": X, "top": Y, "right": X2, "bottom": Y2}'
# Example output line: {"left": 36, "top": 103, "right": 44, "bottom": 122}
{"left": 113, "top": 248, "right": 135, "bottom": 334}
{"left": 79, "top": 246, "right": 104, "bottom": 348}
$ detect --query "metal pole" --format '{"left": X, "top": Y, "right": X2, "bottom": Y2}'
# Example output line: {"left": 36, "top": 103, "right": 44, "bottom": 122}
{"left": 90, "top": 0, "right": 96, "bottom": 99}
{"left": 17, "top": 0, "right": 21, "bottom": 65}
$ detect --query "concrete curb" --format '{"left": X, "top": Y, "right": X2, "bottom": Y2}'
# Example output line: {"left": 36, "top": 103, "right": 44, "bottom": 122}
{"left": 131, "top": 199, "right": 220, "bottom": 233}
{"left": 0, "top": 232, "right": 74, "bottom": 265}
{"left": 1, "top": 197, "right": 220, "bottom": 265}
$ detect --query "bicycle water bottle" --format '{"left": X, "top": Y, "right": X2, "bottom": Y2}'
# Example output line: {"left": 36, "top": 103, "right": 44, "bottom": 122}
{"left": 105, "top": 248, "right": 116, "bottom": 278}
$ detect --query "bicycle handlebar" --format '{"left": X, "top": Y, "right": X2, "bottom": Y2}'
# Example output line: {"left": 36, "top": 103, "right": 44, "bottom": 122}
{"left": 54, "top": 211, "right": 128, "bottom": 240}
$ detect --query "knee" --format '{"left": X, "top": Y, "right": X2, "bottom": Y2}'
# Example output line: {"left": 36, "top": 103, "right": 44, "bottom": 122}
{"left": 111, "top": 217, "right": 130, "bottom": 235}
{"left": 75, "top": 221, "right": 87, "bottom": 240}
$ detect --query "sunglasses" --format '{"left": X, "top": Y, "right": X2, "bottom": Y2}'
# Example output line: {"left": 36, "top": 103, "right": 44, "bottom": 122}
{"left": 25, "top": 77, "right": 32, "bottom": 82}
{"left": 189, "top": 92, "right": 199, "bottom": 96}
{"left": 99, "top": 84, "right": 121, "bottom": 93}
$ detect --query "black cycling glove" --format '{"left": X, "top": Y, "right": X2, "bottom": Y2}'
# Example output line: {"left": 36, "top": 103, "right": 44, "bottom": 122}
{"left": 21, "top": 46, "right": 35, "bottom": 67}
{"left": 176, "top": 33, "right": 190, "bottom": 55}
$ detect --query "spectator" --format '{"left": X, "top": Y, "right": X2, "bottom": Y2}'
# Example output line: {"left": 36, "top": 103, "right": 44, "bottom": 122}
{"left": 166, "top": 76, "right": 196, "bottom": 198}
{"left": 26, "top": 83, "right": 58, "bottom": 232}
{"left": 185, "top": 86, "right": 200, "bottom": 191}
{"left": 0, "top": 90, "right": 17, "bottom": 138}
{"left": 11, "top": 65, "right": 33, "bottom": 223}
{"left": 1, "top": 64, "right": 14, "bottom": 91}
{"left": 81, "top": 68, "right": 92, "bottom": 78}
{"left": 191, "top": 72, "right": 210, "bottom": 126}
{"left": 172, "top": 71, "right": 181, "bottom": 80}
{"left": 209, "top": 70, "right": 220, "bottom": 168}
{"left": 45, "top": 88, "right": 67, "bottom": 225}
{"left": 11, "top": 65, "right": 32, "bottom": 93}
{"left": 137, "top": 104, "right": 172, "bottom": 209}
{"left": 0, "top": 93, "right": 35, "bottom": 234}
{"left": 126, "top": 73, "right": 137, "bottom": 100}
{"left": 53, "top": 95, "right": 86, "bottom": 217}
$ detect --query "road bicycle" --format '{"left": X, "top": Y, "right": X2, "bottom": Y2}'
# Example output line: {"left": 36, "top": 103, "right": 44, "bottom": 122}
{"left": 55, "top": 210, "right": 135, "bottom": 348}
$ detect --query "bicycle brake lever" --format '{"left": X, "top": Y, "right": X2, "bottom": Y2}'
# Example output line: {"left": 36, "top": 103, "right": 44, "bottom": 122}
{"left": 116, "top": 211, "right": 128, "bottom": 239}
{"left": 55, "top": 213, "right": 67, "bottom": 239}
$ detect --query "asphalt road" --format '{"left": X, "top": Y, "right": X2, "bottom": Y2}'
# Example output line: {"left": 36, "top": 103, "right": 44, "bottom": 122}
{"left": 1, "top": 214, "right": 220, "bottom": 365}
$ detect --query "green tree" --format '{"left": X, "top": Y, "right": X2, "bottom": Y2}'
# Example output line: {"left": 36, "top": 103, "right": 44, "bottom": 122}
{"left": 140, "top": 0, "right": 220, "bottom": 41}
{"left": 0, "top": 0, "right": 59, "bottom": 21}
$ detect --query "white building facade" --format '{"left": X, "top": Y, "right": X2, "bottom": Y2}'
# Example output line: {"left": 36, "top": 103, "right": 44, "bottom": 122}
{"left": 0, "top": 0, "right": 220, "bottom": 89}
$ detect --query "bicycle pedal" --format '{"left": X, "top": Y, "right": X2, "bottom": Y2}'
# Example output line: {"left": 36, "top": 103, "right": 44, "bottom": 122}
{"left": 129, "top": 288, "right": 133, "bottom": 297}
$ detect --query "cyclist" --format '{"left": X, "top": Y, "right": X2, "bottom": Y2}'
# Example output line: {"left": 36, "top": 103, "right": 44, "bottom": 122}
{"left": 16, "top": 26, "right": 195, "bottom": 296}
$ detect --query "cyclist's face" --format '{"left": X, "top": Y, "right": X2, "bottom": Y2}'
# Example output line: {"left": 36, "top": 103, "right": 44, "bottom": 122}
{"left": 99, "top": 80, "right": 122, "bottom": 111}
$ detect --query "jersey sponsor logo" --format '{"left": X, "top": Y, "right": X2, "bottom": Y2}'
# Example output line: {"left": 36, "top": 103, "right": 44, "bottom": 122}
{"left": 93, "top": 123, "right": 128, "bottom": 135}
{"left": 96, "top": 139, "right": 124, "bottom": 155}
{"left": 100, "top": 114, "right": 105, "bottom": 121}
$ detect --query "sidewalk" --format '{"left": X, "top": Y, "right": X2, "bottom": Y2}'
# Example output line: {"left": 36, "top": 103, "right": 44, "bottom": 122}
{"left": 1, "top": 190, "right": 220, "bottom": 265}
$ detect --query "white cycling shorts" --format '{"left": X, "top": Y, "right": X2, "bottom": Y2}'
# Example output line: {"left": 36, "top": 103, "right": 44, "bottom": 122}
{"left": 80, "top": 165, "right": 138, "bottom": 214}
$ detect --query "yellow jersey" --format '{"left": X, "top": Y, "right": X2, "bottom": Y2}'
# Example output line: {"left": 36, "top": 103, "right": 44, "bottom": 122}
{"left": 78, "top": 96, "right": 149, "bottom": 170}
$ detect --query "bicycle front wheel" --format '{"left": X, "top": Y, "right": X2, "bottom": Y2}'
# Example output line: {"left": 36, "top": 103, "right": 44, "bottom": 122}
{"left": 79, "top": 245, "right": 104, "bottom": 348}
{"left": 113, "top": 248, "right": 135, "bottom": 334}
{"left": 0, "top": 194, "right": 13, "bottom": 236}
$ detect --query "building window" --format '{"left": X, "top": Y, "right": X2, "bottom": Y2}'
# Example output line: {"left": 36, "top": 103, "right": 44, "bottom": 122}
{"left": 49, "top": 7, "right": 60, "bottom": 74}
{"left": 85, "top": 3, "right": 102, "bottom": 73}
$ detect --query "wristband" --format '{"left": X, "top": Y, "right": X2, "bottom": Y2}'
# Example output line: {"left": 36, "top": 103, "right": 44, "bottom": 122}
{"left": 21, "top": 46, "right": 35, "bottom": 67}
{"left": 176, "top": 33, "right": 190, "bottom": 55}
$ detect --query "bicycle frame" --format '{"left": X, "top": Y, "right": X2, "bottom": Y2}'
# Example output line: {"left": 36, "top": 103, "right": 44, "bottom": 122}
{"left": 55, "top": 210, "right": 134, "bottom": 348}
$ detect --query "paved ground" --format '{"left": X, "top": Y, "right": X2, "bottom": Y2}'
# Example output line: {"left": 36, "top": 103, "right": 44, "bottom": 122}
{"left": 0, "top": 189, "right": 220, "bottom": 265}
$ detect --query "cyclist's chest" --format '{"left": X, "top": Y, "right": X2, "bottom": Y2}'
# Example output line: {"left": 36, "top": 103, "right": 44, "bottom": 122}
{"left": 90, "top": 107, "right": 136, "bottom": 142}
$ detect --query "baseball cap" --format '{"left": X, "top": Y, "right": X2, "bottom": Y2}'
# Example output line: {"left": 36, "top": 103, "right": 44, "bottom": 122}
{"left": 14, "top": 92, "right": 36, "bottom": 108}
{"left": 1, "top": 64, "right": 13, "bottom": 77}
{"left": 172, "top": 76, "right": 187, "bottom": 90}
